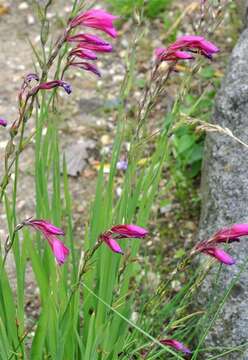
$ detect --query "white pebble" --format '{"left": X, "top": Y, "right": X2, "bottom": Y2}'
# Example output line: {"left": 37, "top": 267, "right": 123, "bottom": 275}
{"left": 27, "top": 14, "right": 35, "bottom": 25}
{"left": 19, "top": 2, "right": 29, "bottom": 10}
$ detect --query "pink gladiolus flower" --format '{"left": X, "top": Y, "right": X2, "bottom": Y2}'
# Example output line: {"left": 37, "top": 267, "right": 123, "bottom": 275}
{"left": 100, "top": 224, "right": 148, "bottom": 254}
{"left": 212, "top": 224, "right": 248, "bottom": 243}
{"left": 0, "top": 118, "right": 7, "bottom": 127}
{"left": 26, "top": 219, "right": 65, "bottom": 235}
{"left": 111, "top": 224, "right": 148, "bottom": 238}
{"left": 69, "top": 9, "right": 118, "bottom": 38}
{"left": 200, "top": 246, "right": 235, "bottom": 265}
{"left": 24, "top": 219, "right": 69, "bottom": 265}
{"left": 156, "top": 35, "right": 219, "bottom": 62}
{"left": 69, "top": 48, "right": 98, "bottom": 60}
{"left": 70, "top": 62, "right": 101, "bottom": 77}
{"left": 67, "top": 34, "right": 113, "bottom": 53}
{"left": 194, "top": 223, "right": 248, "bottom": 265}
{"left": 67, "top": 33, "right": 109, "bottom": 45}
{"left": 156, "top": 48, "right": 194, "bottom": 61}
{"left": 76, "top": 42, "right": 113, "bottom": 53}
{"left": 37, "top": 80, "right": 72, "bottom": 94}
{"left": 160, "top": 339, "right": 191, "bottom": 354}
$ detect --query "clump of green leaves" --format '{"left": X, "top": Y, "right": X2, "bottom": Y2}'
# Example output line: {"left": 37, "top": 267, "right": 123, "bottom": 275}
{"left": 175, "top": 67, "right": 219, "bottom": 170}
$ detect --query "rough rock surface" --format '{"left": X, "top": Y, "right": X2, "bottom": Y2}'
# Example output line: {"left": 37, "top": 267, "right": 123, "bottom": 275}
{"left": 198, "top": 12, "right": 248, "bottom": 360}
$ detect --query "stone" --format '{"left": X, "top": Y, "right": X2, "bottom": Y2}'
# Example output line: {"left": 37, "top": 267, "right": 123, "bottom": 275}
{"left": 63, "top": 139, "right": 96, "bottom": 177}
{"left": 198, "top": 9, "right": 248, "bottom": 359}
{"left": 18, "top": 2, "right": 29, "bottom": 10}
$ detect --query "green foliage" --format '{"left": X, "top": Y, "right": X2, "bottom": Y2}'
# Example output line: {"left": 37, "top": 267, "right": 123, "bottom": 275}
{"left": 172, "top": 125, "right": 204, "bottom": 178}
{"left": 173, "top": 70, "right": 217, "bottom": 172}
{"left": 106, "top": 0, "right": 172, "bottom": 18}
{"left": 145, "top": 0, "right": 172, "bottom": 18}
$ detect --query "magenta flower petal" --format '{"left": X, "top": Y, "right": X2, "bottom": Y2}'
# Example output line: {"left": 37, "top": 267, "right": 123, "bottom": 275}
{"left": 36, "top": 80, "right": 72, "bottom": 94}
{"left": 156, "top": 48, "right": 194, "bottom": 61}
{"left": 77, "top": 42, "right": 113, "bottom": 53}
{"left": 213, "top": 223, "right": 248, "bottom": 243}
{"left": 0, "top": 118, "right": 7, "bottom": 127}
{"left": 26, "top": 219, "right": 65, "bottom": 235}
{"left": 70, "top": 9, "right": 118, "bottom": 38}
{"left": 67, "top": 33, "right": 109, "bottom": 46}
{"left": 111, "top": 224, "right": 148, "bottom": 238}
{"left": 101, "top": 234, "right": 123, "bottom": 254}
{"left": 67, "top": 33, "right": 111, "bottom": 51}
{"left": 69, "top": 48, "right": 98, "bottom": 60}
{"left": 156, "top": 34, "right": 219, "bottom": 62}
{"left": 100, "top": 224, "right": 147, "bottom": 255}
{"left": 201, "top": 247, "right": 235, "bottom": 265}
{"left": 160, "top": 339, "right": 191, "bottom": 354}
{"left": 49, "top": 237, "right": 70, "bottom": 265}
{"left": 70, "top": 62, "right": 101, "bottom": 77}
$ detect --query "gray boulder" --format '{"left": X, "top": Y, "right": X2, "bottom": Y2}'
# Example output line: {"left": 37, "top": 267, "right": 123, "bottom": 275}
{"left": 198, "top": 10, "right": 248, "bottom": 360}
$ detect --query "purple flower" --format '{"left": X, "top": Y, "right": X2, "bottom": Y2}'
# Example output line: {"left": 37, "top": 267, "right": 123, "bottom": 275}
{"left": 36, "top": 80, "right": 72, "bottom": 94}
{"left": 69, "top": 9, "right": 118, "bottom": 38}
{"left": 100, "top": 224, "right": 148, "bottom": 254}
{"left": 24, "top": 219, "right": 69, "bottom": 265}
{"left": 160, "top": 339, "right": 191, "bottom": 354}
{"left": 111, "top": 224, "right": 148, "bottom": 238}
{"left": 0, "top": 118, "right": 7, "bottom": 127}
{"left": 200, "top": 246, "right": 235, "bottom": 265}
{"left": 116, "top": 160, "right": 128, "bottom": 171}
{"left": 25, "top": 73, "right": 39, "bottom": 82}
{"left": 156, "top": 35, "right": 219, "bottom": 62}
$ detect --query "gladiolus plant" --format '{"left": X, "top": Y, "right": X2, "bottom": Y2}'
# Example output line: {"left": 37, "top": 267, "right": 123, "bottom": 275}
{"left": 0, "top": 1, "right": 244, "bottom": 360}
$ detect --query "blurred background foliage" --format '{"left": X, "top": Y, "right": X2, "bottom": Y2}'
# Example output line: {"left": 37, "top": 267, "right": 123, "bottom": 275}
{"left": 106, "top": 0, "right": 172, "bottom": 18}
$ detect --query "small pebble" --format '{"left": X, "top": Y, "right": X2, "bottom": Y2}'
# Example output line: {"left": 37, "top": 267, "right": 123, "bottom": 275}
{"left": 101, "top": 134, "right": 111, "bottom": 145}
{"left": 18, "top": 2, "right": 29, "bottom": 10}
{"left": 47, "top": 12, "right": 55, "bottom": 19}
{"left": 27, "top": 14, "right": 35, "bottom": 25}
